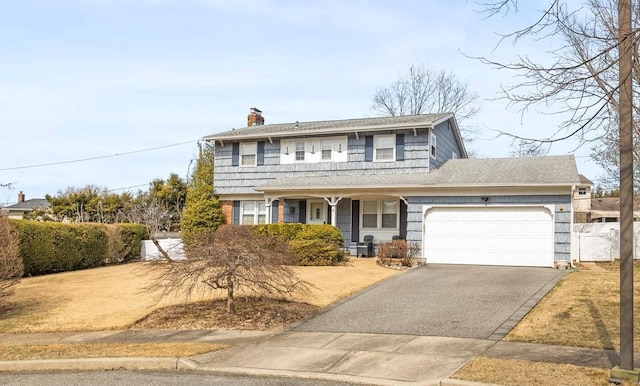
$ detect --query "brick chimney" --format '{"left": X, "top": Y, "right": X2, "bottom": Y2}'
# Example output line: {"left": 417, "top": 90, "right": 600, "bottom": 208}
{"left": 17, "top": 191, "right": 25, "bottom": 203}
{"left": 247, "top": 107, "right": 264, "bottom": 127}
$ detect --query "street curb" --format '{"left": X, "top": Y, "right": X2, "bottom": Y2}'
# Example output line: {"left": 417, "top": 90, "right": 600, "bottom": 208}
{"left": 0, "top": 357, "right": 183, "bottom": 372}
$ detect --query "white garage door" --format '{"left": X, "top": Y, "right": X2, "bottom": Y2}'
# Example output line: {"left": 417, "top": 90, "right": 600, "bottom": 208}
{"left": 424, "top": 206, "right": 554, "bottom": 267}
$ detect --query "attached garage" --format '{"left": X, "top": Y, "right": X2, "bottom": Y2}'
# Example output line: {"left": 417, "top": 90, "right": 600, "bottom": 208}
{"left": 424, "top": 205, "right": 555, "bottom": 267}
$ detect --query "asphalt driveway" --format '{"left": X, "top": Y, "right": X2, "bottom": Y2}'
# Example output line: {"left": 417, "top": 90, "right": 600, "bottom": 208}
{"left": 291, "top": 264, "right": 566, "bottom": 339}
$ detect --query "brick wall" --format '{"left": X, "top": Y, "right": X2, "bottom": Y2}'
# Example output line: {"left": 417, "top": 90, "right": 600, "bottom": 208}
{"left": 220, "top": 200, "right": 233, "bottom": 224}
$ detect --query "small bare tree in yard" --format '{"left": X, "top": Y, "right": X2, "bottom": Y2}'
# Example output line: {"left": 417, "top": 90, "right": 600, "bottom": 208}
{"left": 148, "top": 225, "right": 310, "bottom": 314}
{"left": 0, "top": 214, "right": 23, "bottom": 301}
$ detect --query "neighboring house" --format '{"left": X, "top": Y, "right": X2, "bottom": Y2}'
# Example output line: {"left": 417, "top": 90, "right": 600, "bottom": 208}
{"left": 573, "top": 174, "right": 593, "bottom": 223}
{"left": 204, "top": 108, "right": 581, "bottom": 268}
{"left": 587, "top": 197, "right": 640, "bottom": 223}
{"left": 572, "top": 174, "right": 640, "bottom": 223}
{"left": 3, "top": 191, "right": 49, "bottom": 219}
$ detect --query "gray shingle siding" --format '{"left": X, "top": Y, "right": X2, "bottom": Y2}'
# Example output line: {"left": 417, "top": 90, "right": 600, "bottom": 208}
{"left": 431, "top": 120, "right": 461, "bottom": 170}
{"left": 214, "top": 129, "right": 438, "bottom": 195}
{"left": 406, "top": 195, "right": 572, "bottom": 263}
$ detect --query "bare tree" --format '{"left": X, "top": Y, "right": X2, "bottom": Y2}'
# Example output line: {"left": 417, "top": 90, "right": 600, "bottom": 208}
{"left": 509, "top": 139, "right": 547, "bottom": 157}
{"left": 146, "top": 225, "right": 310, "bottom": 314}
{"left": 125, "top": 198, "right": 173, "bottom": 261}
{"left": 476, "top": 0, "right": 637, "bottom": 374}
{"left": 371, "top": 64, "right": 480, "bottom": 141}
{"left": 0, "top": 213, "right": 23, "bottom": 301}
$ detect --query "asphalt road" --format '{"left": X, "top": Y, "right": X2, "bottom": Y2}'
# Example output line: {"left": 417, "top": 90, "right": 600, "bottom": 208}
{"left": 0, "top": 371, "right": 353, "bottom": 386}
{"left": 293, "top": 264, "right": 565, "bottom": 338}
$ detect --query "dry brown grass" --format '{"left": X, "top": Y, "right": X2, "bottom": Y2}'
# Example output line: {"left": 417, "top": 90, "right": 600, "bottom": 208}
{"left": 506, "top": 261, "right": 640, "bottom": 351}
{"left": 452, "top": 357, "right": 636, "bottom": 386}
{"left": 0, "top": 342, "right": 227, "bottom": 361}
{"left": 0, "top": 257, "right": 398, "bottom": 333}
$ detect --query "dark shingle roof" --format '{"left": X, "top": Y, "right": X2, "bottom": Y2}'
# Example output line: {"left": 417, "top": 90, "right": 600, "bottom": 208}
{"left": 5, "top": 199, "right": 49, "bottom": 210}
{"left": 204, "top": 113, "right": 452, "bottom": 141}
{"left": 257, "top": 155, "right": 580, "bottom": 191}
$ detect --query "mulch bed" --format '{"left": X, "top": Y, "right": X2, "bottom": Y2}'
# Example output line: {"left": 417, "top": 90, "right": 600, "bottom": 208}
{"left": 130, "top": 297, "right": 319, "bottom": 330}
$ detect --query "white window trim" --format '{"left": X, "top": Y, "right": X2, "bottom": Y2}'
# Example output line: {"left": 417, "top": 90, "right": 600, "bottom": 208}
{"left": 295, "top": 141, "right": 305, "bottom": 162}
{"left": 281, "top": 136, "right": 347, "bottom": 164}
{"left": 239, "top": 201, "right": 266, "bottom": 225}
{"left": 430, "top": 131, "right": 437, "bottom": 159}
{"left": 578, "top": 188, "right": 587, "bottom": 196}
{"left": 240, "top": 142, "right": 257, "bottom": 167}
{"left": 373, "top": 134, "right": 395, "bottom": 162}
{"left": 361, "top": 199, "right": 399, "bottom": 230}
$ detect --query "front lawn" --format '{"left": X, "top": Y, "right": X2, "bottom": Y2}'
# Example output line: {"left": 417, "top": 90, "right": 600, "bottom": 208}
{"left": 506, "top": 261, "right": 640, "bottom": 351}
{"left": 0, "top": 257, "right": 399, "bottom": 333}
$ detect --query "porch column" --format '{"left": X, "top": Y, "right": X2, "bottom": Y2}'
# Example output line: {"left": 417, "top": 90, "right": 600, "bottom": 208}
{"left": 324, "top": 197, "right": 343, "bottom": 226}
{"left": 264, "top": 198, "right": 273, "bottom": 224}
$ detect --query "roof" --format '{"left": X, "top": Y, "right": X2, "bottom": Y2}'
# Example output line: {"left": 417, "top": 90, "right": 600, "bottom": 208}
{"left": 590, "top": 196, "right": 640, "bottom": 211}
{"left": 4, "top": 198, "right": 50, "bottom": 211}
{"left": 256, "top": 155, "right": 581, "bottom": 192}
{"left": 579, "top": 174, "right": 593, "bottom": 185}
{"left": 204, "top": 113, "right": 453, "bottom": 141}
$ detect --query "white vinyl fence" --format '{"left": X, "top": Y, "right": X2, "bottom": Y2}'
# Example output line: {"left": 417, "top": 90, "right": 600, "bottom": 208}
{"left": 141, "top": 238, "right": 185, "bottom": 261}
{"left": 572, "top": 222, "right": 640, "bottom": 262}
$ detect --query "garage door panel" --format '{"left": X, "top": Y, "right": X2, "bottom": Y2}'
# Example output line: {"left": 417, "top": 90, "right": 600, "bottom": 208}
{"left": 425, "top": 206, "right": 554, "bottom": 267}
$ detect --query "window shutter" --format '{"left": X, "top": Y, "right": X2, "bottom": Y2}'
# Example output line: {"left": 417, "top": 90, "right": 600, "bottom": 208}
{"left": 231, "top": 143, "right": 239, "bottom": 166}
{"left": 351, "top": 200, "right": 360, "bottom": 242}
{"left": 396, "top": 134, "right": 405, "bottom": 161}
{"left": 399, "top": 200, "right": 407, "bottom": 239}
{"left": 298, "top": 200, "right": 307, "bottom": 223}
{"left": 271, "top": 200, "right": 279, "bottom": 223}
{"left": 257, "top": 141, "right": 265, "bottom": 166}
{"left": 232, "top": 201, "right": 240, "bottom": 224}
{"left": 364, "top": 136, "right": 373, "bottom": 162}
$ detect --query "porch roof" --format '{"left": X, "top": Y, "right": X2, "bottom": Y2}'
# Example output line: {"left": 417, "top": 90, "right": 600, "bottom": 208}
{"left": 256, "top": 155, "right": 581, "bottom": 192}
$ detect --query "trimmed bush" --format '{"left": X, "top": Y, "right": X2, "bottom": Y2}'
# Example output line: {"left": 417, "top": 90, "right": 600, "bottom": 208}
{"left": 114, "top": 223, "right": 148, "bottom": 262}
{"left": 254, "top": 224, "right": 345, "bottom": 266}
{"left": 11, "top": 220, "right": 109, "bottom": 276}
{"left": 104, "top": 223, "right": 148, "bottom": 264}
{"left": 253, "top": 223, "right": 305, "bottom": 242}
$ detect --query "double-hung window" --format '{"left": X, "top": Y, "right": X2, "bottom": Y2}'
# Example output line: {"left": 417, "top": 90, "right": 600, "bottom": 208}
{"left": 240, "top": 201, "right": 266, "bottom": 225}
{"left": 295, "top": 141, "right": 305, "bottom": 161}
{"left": 321, "top": 140, "right": 332, "bottom": 161}
{"left": 362, "top": 199, "right": 398, "bottom": 229}
{"left": 240, "top": 142, "right": 257, "bottom": 166}
{"left": 381, "top": 200, "right": 399, "bottom": 228}
{"left": 374, "top": 134, "right": 395, "bottom": 161}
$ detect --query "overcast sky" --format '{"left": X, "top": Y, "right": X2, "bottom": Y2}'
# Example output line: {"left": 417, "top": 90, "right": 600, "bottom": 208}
{"left": 0, "top": 0, "right": 604, "bottom": 205}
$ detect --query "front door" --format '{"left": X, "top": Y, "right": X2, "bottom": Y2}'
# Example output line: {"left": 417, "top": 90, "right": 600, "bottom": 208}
{"left": 308, "top": 200, "right": 327, "bottom": 224}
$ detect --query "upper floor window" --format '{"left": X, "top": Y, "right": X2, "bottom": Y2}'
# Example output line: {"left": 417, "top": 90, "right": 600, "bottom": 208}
{"left": 321, "top": 140, "right": 332, "bottom": 160}
{"left": 281, "top": 136, "right": 347, "bottom": 164}
{"left": 295, "top": 141, "right": 305, "bottom": 161}
{"left": 430, "top": 131, "right": 437, "bottom": 159}
{"left": 374, "top": 134, "right": 395, "bottom": 161}
{"left": 240, "top": 142, "right": 257, "bottom": 166}
{"left": 578, "top": 188, "right": 587, "bottom": 196}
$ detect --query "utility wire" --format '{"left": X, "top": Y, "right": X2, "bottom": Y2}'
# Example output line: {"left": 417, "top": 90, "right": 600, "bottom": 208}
{"left": 0, "top": 140, "right": 198, "bottom": 171}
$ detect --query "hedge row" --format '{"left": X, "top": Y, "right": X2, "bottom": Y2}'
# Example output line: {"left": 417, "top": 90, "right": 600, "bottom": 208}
{"left": 9, "top": 220, "right": 148, "bottom": 276}
{"left": 254, "top": 223, "right": 345, "bottom": 266}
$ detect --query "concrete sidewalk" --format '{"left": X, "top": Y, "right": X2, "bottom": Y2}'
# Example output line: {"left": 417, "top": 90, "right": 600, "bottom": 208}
{"left": 0, "top": 329, "right": 638, "bottom": 385}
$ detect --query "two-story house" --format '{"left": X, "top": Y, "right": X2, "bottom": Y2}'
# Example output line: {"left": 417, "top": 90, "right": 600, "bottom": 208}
{"left": 204, "top": 108, "right": 581, "bottom": 268}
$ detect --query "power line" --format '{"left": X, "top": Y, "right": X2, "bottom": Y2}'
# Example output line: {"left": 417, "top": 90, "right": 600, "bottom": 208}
{"left": 0, "top": 140, "right": 198, "bottom": 171}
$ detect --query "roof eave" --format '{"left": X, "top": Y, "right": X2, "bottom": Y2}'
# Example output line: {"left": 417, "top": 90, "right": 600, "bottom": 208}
{"left": 203, "top": 121, "right": 438, "bottom": 142}
{"left": 256, "top": 182, "right": 577, "bottom": 192}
